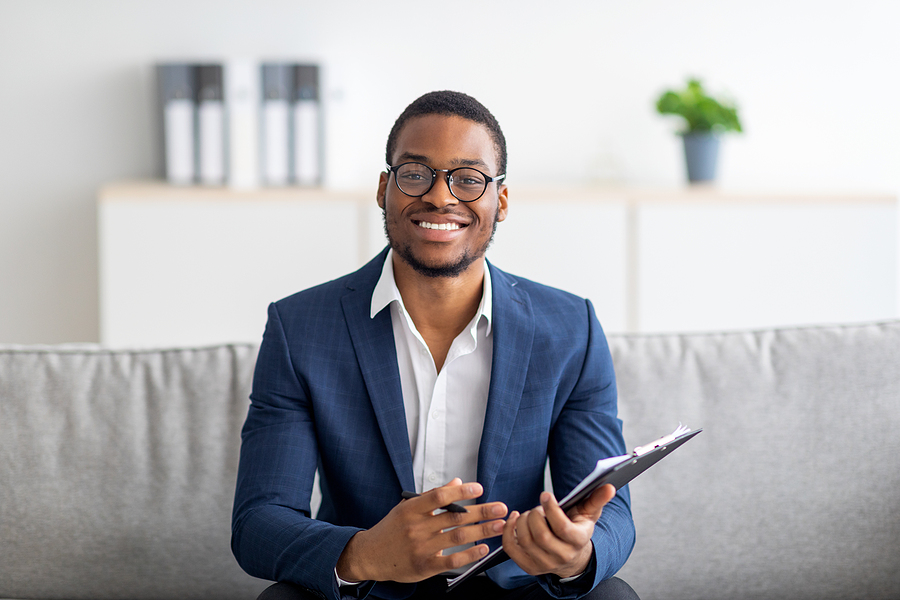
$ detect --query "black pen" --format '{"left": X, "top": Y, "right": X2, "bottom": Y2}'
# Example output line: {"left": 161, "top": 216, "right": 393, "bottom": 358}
{"left": 401, "top": 490, "right": 468, "bottom": 513}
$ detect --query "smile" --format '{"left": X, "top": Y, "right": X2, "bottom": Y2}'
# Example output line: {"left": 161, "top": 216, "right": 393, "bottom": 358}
{"left": 416, "top": 221, "right": 463, "bottom": 231}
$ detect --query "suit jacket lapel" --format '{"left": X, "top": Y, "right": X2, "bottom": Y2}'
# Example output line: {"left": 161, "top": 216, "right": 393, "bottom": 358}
{"left": 341, "top": 251, "right": 416, "bottom": 493}
{"left": 478, "top": 264, "right": 534, "bottom": 500}
{"left": 339, "top": 254, "right": 535, "bottom": 499}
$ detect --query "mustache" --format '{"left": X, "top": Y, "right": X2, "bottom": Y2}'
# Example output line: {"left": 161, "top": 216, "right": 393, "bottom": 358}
{"left": 407, "top": 205, "right": 470, "bottom": 218}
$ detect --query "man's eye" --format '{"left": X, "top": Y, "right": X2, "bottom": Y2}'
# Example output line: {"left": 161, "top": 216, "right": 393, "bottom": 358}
{"left": 401, "top": 173, "right": 426, "bottom": 181}
{"left": 455, "top": 175, "right": 485, "bottom": 187}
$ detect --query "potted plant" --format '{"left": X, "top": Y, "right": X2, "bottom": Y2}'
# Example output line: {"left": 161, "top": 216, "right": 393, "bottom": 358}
{"left": 655, "top": 78, "right": 742, "bottom": 183}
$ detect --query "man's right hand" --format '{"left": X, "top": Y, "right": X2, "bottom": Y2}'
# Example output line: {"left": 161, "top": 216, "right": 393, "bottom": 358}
{"left": 335, "top": 478, "right": 508, "bottom": 583}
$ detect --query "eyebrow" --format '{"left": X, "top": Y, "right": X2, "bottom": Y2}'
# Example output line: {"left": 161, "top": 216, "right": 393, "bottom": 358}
{"left": 396, "top": 152, "right": 491, "bottom": 170}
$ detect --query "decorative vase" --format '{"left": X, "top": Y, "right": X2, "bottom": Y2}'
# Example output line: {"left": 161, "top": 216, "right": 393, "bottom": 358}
{"left": 682, "top": 132, "right": 720, "bottom": 183}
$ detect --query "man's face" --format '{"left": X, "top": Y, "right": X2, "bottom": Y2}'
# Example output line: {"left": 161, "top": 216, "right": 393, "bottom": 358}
{"left": 377, "top": 114, "right": 508, "bottom": 278}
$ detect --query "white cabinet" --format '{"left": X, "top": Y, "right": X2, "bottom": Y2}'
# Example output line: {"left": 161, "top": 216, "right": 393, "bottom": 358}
{"left": 98, "top": 184, "right": 370, "bottom": 347}
{"left": 636, "top": 197, "right": 897, "bottom": 332}
{"left": 98, "top": 182, "right": 897, "bottom": 346}
{"left": 485, "top": 189, "right": 631, "bottom": 332}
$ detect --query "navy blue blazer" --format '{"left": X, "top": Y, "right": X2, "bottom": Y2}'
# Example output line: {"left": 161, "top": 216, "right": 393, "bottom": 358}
{"left": 232, "top": 249, "right": 635, "bottom": 600}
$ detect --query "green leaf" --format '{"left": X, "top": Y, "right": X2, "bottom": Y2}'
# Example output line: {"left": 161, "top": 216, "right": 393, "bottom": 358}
{"left": 655, "top": 77, "right": 742, "bottom": 134}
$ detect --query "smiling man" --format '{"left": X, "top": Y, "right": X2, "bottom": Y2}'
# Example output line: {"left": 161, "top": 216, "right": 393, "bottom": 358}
{"left": 232, "top": 91, "right": 639, "bottom": 600}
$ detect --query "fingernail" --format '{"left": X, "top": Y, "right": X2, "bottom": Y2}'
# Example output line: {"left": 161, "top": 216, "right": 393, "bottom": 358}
{"left": 492, "top": 521, "right": 504, "bottom": 532}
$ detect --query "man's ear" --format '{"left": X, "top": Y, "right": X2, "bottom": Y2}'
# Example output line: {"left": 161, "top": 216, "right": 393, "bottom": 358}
{"left": 496, "top": 184, "right": 509, "bottom": 223}
{"left": 377, "top": 172, "right": 388, "bottom": 210}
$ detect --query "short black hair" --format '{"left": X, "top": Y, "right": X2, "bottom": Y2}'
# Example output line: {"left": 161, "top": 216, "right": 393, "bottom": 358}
{"left": 385, "top": 90, "right": 507, "bottom": 178}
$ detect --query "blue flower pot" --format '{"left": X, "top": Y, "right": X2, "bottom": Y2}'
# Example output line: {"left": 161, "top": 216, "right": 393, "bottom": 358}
{"left": 682, "top": 132, "right": 720, "bottom": 183}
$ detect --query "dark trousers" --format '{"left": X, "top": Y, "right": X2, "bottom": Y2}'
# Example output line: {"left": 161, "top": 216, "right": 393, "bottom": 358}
{"left": 257, "top": 575, "right": 640, "bottom": 600}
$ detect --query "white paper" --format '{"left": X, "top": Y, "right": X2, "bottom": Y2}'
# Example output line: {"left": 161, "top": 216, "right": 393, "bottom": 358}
{"left": 557, "top": 453, "right": 631, "bottom": 507}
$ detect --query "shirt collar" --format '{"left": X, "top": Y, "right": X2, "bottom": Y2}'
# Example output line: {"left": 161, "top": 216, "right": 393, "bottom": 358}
{"left": 370, "top": 249, "right": 493, "bottom": 335}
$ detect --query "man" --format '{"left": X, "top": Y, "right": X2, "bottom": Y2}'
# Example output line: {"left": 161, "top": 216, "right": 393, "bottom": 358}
{"left": 232, "top": 91, "right": 638, "bottom": 600}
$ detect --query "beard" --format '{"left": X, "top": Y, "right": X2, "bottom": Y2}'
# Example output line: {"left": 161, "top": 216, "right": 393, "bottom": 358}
{"left": 383, "top": 205, "right": 500, "bottom": 278}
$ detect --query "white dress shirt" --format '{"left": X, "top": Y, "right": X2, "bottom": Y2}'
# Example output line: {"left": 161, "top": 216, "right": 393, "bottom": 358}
{"left": 370, "top": 249, "right": 493, "bottom": 495}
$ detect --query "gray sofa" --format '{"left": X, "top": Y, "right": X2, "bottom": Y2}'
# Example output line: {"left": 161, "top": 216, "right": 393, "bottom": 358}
{"left": 2, "top": 320, "right": 898, "bottom": 600}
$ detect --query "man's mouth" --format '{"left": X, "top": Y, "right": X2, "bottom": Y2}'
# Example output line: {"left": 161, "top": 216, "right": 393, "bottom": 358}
{"left": 415, "top": 221, "right": 464, "bottom": 231}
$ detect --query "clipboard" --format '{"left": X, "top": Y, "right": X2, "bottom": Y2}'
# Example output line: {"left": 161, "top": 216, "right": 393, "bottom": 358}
{"left": 445, "top": 426, "right": 702, "bottom": 592}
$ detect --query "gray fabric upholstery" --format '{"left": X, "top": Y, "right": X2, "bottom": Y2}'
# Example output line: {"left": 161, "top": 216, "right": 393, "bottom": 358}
{"left": 611, "top": 321, "right": 900, "bottom": 600}
{"left": 1, "top": 321, "right": 898, "bottom": 600}
{"left": 0, "top": 344, "right": 268, "bottom": 600}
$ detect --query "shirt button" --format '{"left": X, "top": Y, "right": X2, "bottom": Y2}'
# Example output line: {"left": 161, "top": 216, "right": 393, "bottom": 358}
{"left": 428, "top": 473, "right": 437, "bottom": 482}
{"left": 431, "top": 411, "right": 439, "bottom": 420}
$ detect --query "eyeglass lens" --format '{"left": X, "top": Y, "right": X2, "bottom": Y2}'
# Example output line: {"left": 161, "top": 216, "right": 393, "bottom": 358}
{"left": 394, "top": 163, "right": 489, "bottom": 202}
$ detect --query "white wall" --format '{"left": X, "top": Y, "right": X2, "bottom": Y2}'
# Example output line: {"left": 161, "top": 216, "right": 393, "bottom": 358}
{"left": 1, "top": 0, "right": 898, "bottom": 342}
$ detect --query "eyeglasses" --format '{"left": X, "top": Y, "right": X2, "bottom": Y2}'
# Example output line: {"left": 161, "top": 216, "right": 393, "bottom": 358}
{"left": 386, "top": 162, "right": 506, "bottom": 203}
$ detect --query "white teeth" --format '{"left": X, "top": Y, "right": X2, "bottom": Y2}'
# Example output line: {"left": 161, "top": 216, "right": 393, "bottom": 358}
{"left": 417, "top": 221, "right": 460, "bottom": 231}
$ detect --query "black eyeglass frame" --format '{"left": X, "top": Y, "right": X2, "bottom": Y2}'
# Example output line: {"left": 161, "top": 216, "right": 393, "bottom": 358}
{"left": 385, "top": 162, "right": 507, "bottom": 203}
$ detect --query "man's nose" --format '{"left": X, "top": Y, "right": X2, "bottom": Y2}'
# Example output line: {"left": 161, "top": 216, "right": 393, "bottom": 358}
{"left": 422, "top": 172, "right": 458, "bottom": 208}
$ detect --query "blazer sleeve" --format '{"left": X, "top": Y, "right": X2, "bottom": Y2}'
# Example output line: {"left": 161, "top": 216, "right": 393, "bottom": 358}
{"left": 231, "top": 302, "right": 372, "bottom": 600}
{"left": 538, "top": 298, "right": 636, "bottom": 598}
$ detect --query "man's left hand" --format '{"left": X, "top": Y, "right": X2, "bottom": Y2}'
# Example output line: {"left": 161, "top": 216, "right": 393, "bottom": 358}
{"left": 501, "top": 483, "right": 616, "bottom": 579}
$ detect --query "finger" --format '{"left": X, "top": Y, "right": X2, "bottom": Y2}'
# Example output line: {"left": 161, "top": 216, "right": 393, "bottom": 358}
{"left": 502, "top": 511, "right": 537, "bottom": 571}
{"left": 402, "top": 480, "right": 479, "bottom": 516}
{"left": 504, "top": 509, "right": 575, "bottom": 577}
{"left": 540, "top": 492, "right": 565, "bottom": 525}
{"left": 437, "top": 494, "right": 508, "bottom": 527}
{"left": 425, "top": 481, "right": 483, "bottom": 512}
{"left": 434, "top": 518, "right": 506, "bottom": 553}
{"left": 540, "top": 492, "right": 584, "bottom": 545}
{"left": 570, "top": 484, "right": 616, "bottom": 522}
{"left": 514, "top": 508, "right": 564, "bottom": 574}
{"left": 516, "top": 509, "right": 541, "bottom": 553}
{"left": 525, "top": 504, "right": 592, "bottom": 573}
{"left": 399, "top": 478, "right": 463, "bottom": 508}
{"left": 433, "top": 501, "right": 506, "bottom": 546}
{"left": 434, "top": 508, "right": 505, "bottom": 537}
{"left": 503, "top": 510, "right": 520, "bottom": 547}
{"left": 439, "top": 542, "right": 492, "bottom": 571}
{"left": 525, "top": 504, "right": 568, "bottom": 555}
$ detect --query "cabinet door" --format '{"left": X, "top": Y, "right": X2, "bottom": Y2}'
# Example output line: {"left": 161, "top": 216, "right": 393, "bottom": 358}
{"left": 99, "top": 197, "right": 362, "bottom": 346}
{"left": 636, "top": 201, "right": 898, "bottom": 332}
{"left": 487, "top": 198, "right": 630, "bottom": 333}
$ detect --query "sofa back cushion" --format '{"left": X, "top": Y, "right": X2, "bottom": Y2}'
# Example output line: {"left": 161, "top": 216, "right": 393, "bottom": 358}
{"left": 0, "top": 344, "right": 267, "bottom": 600}
{"left": 609, "top": 321, "right": 900, "bottom": 600}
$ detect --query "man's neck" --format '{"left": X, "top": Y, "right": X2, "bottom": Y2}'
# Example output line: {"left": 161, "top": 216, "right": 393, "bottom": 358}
{"left": 391, "top": 253, "right": 485, "bottom": 370}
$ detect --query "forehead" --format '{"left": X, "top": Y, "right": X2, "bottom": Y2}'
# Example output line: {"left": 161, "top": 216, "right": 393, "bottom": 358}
{"left": 391, "top": 114, "right": 499, "bottom": 173}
